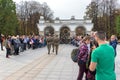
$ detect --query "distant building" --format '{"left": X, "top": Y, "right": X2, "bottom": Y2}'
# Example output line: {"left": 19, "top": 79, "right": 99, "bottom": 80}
{"left": 37, "top": 16, "right": 93, "bottom": 37}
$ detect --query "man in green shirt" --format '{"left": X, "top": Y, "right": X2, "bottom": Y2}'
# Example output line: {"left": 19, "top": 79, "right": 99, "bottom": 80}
{"left": 89, "top": 31, "right": 116, "bottom": 80}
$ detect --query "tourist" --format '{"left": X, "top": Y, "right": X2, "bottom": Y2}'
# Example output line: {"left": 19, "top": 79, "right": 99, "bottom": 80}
{"left": 0, "top": 34, "right": 4, "bottom": 51}
{"left": 5, "top": 36, "right": 11, "bottom": 58}
{"left": 19, "top": 35, "right": 24, "bottom": 52}
{"left": 77, "top": 36, "right": 91, "bottom": 80}
{"left": 109, "top": 35, "right": 118, "bottom": 57}
{"left": 23, "top": 35, "right": 28, "bottom": 50}
{"left": 13, "top": 36, "right": 21, "bottom": 55}
{"left": 87, "top": 39, "right": 98, "bottom": 80}
{"left": 89, "top": 31, "right": 116, "bottom": 80}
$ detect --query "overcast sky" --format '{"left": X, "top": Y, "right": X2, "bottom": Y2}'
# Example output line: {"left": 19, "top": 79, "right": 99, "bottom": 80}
{"left": 13, "top": 0, "right": 120, "bottom": 19}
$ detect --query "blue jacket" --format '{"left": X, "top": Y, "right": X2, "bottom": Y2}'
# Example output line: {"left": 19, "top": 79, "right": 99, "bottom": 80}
{"left": 109, "top": 39, "right": 118, "bottom": 56}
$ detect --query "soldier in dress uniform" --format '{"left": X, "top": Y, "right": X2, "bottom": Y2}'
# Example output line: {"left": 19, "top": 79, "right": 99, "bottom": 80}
{"left": 46, "top": 34, "right": 52, "bottom": 54}
{"left": 51, "top": 35, "right": 55, "bottom": 52}
{"left": 54, "top": 35, "right": 60, "bottom": 55}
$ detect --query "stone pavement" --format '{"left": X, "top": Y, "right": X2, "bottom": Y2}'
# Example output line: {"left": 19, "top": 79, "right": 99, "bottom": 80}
{"left": 115, "top": 44, "right": 120, "bottom": 80}
{"left": 0, "top": 44, "right": 120, "bottom": 80}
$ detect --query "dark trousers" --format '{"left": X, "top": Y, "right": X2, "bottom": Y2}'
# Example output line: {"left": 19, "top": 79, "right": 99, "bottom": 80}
{"left": 52, "top": 44, "right": 54, "bottom": 52}
{"left": 20, "top": 44, "right": 24, "bottom": 52}
{"left": 77, "top": 61, "right": 88, "bottom": 80}
{"left": 27, "top": 43, "right": 31, "bottom": 49}
{"left": 55, "top": 45, "right": 59, "bottom": 54}
{"left": 23, "top": 43, "right": 27, "bottom": 50}
{"left": 6, "top": 48, "right": 11, "bottom": 57}
{"left": 1, "top": 42, "right": 3, "bottom": 50}
{"left": 47, "top": 44, "right": 51, "bottom": 54}
{"left": 14, "top": 48, "right": 19, "bottom": 55}
{"left": 38, "top": 43, "right": 43, "bottom": 48}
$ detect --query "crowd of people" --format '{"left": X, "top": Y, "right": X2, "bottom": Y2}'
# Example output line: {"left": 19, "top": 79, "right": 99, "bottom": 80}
{"left": 0, "top": 31, "right": 119, "bottom": 80}
{"left": 0, "top": 35, "right": 47, "bottom": 58}
{"left": 75, "top": 31, "right": 118, "bottom": 80}
{"left": 0, "top": 34, "right": 60, "bottom": 58}
{"left": 71, "top": 35, "right": 83, "bottom": 47}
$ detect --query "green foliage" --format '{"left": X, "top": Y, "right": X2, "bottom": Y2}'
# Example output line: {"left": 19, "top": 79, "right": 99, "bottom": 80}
{"left": 116, "top": 15, "right": 120, "bottom": 36}
{"left": 0, "top": 0, "right": 19, "bottom": 35}
{"left": 85, "top": 0, "right": 118, "bottom": 38}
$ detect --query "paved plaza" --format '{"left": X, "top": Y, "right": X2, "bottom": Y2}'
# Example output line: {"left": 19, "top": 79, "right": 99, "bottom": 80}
{"left": 0, "top": 44, "right": 120, "bottom": 80}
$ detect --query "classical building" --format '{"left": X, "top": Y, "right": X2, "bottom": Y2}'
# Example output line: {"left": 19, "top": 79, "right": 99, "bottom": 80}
{"left": 37, "top": 16, "right": 93, "bottom": 43}
{"left": 37, "top": 16, "right": 93, "bottom": 36}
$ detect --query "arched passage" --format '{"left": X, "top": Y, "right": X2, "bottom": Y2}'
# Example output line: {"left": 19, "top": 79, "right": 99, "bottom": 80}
{"left": 44, "top": 26, "right": 54, "bottom": 36}
{"left": 60, "top": 26, "right": 70, "bottom": 44}
{"left": 75, "top": 26, "right": 86, "bottom": 36}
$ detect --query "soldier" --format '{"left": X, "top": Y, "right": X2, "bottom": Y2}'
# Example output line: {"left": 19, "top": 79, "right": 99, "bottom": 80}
{"left": 51, "top": 35, "right": 55, "bottom": 52}
{"left": 46, "top": 34, "right": 52, "bottom": 54}
{"left": 54, "top": 35, "right": 60, "bottom": 55}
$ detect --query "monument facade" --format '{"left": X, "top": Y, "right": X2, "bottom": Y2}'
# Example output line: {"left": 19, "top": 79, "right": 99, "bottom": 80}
{"left": 37, "top": 16, "right": 93, "bottom": 43}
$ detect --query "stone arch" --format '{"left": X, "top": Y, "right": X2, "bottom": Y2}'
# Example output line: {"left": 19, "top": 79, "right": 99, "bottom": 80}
{"left": 60, "top": 26, "right": 71, "bottom": 44}
{"left": 75, "top": 26, "right": 86, "bottom": 36}
{"left": 44, "top": 26, "right": 54, "bottom": 36}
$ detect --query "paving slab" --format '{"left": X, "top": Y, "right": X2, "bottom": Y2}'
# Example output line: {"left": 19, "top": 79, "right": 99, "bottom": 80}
{"left": 0, "top": 44, "right": 120, "bottom": 80}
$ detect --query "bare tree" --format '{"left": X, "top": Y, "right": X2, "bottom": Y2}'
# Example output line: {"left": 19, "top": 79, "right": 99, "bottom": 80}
{"left": 16, "top": 1, "right": 54, "bottom": 35}
{"left": 41, "top": 2, "right": 54, "bottom": 22}
{"left": 85, "top": 0, "right": 118, "bottom": 37}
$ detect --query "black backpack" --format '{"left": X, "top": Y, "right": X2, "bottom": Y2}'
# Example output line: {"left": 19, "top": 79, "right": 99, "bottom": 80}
{"left": 71, "top": 48, "right": 79, "bottom": 62}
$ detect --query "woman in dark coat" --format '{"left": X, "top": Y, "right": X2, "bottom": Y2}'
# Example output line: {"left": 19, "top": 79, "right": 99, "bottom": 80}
{"left": 77, "top": 36, "right": 91, "bottom": 80}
